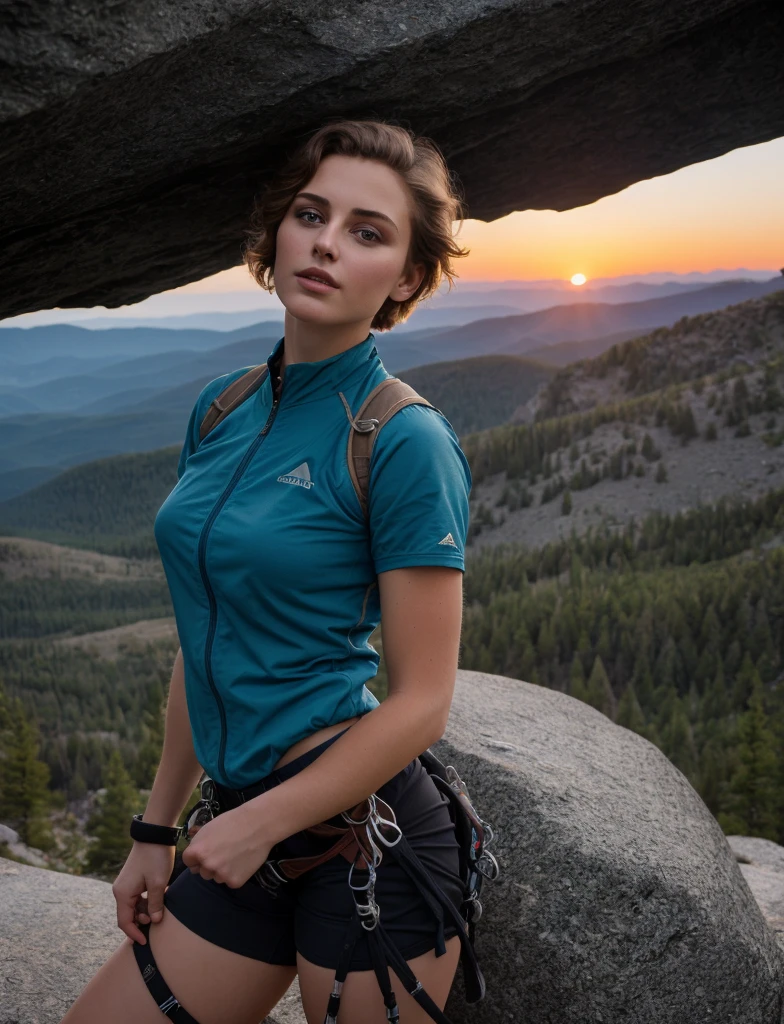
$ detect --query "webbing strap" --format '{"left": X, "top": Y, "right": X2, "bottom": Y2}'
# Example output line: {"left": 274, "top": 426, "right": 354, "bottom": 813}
{"left": 365, "top": 925, "right": 401, "bottom": 1024}
{"left": 321, "top": 829, "right": 485, "bottom": 1024}
{"left": 323, "top": 912, "right": 364, "bottom": 1024}
{"left": 373, "top": 922, "right": 454, "bottom": 1024}
{"left": 133, "top": 922, "right": 202, "bottom": 1023}
{"left": 382, "top": 834, "right": 486, "bottom": 1003}
{"left": 197, "top": 367, "right": 436, "bottom": 519}
{"left": 198, "top": 365, "right": 269, "bottom": 442}
{"left": 341, "top": 378, "right": 436, "bottom": 517}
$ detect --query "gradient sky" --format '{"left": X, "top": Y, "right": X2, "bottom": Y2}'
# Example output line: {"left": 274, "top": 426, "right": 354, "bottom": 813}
{"left": 5, "top": 134, "right": 782, "bottom": 327}
{"left": 159, "top": 134, "right": 784, "bottom": 292}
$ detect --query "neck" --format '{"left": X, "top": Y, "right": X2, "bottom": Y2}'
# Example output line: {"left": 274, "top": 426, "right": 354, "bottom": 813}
{"left": 278, "top": 309, "right": 375, "bottom": 373}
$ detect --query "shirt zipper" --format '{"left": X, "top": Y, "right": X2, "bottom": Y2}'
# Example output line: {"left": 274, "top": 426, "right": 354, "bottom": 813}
{"left": 197, "top": 388, "right": 282, "bottom": 786}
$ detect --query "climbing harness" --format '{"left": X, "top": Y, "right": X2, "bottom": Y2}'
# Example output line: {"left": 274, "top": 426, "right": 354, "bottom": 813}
{"left": 172, "top": 750, "right": 499, "bottom": 1024}
{"left": 135, "top": 751, "right": 497, "bottom": 1023}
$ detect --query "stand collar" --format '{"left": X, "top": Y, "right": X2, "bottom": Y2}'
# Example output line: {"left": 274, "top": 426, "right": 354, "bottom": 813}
{"left": 264, "top": 331, "right": 379, "bottom": 406}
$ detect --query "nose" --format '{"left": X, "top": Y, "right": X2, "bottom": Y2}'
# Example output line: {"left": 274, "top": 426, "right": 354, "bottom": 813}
{"left": 312, "top": 223, "right": 339, "bottom": 261}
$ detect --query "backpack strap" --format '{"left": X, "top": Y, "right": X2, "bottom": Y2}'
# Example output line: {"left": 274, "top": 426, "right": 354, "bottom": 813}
{"left": 338, "top": 378, "right": 435, "bottom": 519}
{"left": 198, "top": 365, "right": 269, "bottom": 442}
{"left": 197, "top": 369, "right": 435, "bottom": 520}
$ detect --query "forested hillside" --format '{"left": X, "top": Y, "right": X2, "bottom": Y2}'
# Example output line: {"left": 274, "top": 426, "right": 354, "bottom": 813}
{"left": 465, "top": 289, "right": 784, "bottom": 550}
{"left": 460, "top": 487, "right": 784, "bottom": 841}
{"left": 3, "top": 288, "right": 784, "bottom": 877}
{"left": 0, "top": 449, "right": 175, "bottom": 555}
{"left": 399, "top": 354, "right": 554, "bottom": 435}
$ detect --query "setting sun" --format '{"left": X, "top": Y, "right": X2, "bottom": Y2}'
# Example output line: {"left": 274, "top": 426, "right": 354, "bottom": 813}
{"left": 570, "top": 273, "right": 587, "bottom": 286}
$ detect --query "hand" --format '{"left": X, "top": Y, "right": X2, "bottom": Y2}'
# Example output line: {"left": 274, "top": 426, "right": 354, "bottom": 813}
{"left": 113, "top": 841, "right": 176, "bottom": 944}
{"left": 181, "top": 801, "right": 273, "bottom": 889}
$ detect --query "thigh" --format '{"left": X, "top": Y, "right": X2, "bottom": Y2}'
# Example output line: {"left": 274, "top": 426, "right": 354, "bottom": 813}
{"left": 59, "top": 912, "right": 297, "bottom": 1024}
{"left": 295, "top": 758, "right": 465, "bottom": 1021}
{"left": 297, "top": 934, "right": 461, "bottom": 1024}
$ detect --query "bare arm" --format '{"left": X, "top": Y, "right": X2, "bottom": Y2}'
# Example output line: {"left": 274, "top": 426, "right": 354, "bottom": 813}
{"left": 246, "top": 565, "right": 463, "bottom": 843}
{"left": 113, "top": 646, "right": 204, "bottom": 941}
{"left": 142, "top": 646, "right": 205, "bottom": 827}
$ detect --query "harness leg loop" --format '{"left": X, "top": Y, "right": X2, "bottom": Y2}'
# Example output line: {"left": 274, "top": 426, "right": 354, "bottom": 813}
{"left": 132, "top": 922, "right": 201, "bottom": 1023}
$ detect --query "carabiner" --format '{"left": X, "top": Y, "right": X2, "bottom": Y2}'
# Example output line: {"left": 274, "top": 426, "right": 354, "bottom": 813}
{"left": 368, "top": 798, "right": 402, "bottom": 848}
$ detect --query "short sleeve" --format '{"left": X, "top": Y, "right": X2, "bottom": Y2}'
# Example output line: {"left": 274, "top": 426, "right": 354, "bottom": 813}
{"left": 177, "top": 392, "right": 204, "bottom": 480}
{"left": 177, "top": 367, "right": 255, "bottom": 480}
{"left": 367, "top": 404, "right": 472, "bottom": 574}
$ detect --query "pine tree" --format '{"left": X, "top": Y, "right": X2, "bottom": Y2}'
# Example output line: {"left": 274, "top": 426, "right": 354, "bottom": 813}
{"left": 0, "top": 696, "right": 55, "bottom": 851}
{"left": 133, "top": 681, "right": 166, "bottom": 789}
{"left": 718, "top": 677, "right": 779, "bottom": 840}
{"left": 616, "top": 684, "right": 646, "bottom": 735}
{"left": 660, "top": 698, "right": 698, "bottom": 780}
{"left": 569, "top": 653, "right": 588, "bottom": 703}
{"left": 85, "top": 748, "right": 140, "bottom": 877}
{"left": 732, "top": 651, "right": 760, "bottom": 712}
{"left": 701, "top": 662, "right": 728, "bottom": 723}
{"left": 632, "top": 652, "right": 654, "bottom": 709}
{"left": 585, "top": 655, "right": 616, "bottom": 720}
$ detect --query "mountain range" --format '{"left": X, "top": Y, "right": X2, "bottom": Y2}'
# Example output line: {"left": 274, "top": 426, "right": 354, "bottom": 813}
{"left": 0, "top": 274, "right": 780, "bottom": 504}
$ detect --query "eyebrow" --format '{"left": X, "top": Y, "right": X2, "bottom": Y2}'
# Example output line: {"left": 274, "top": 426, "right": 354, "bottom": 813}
{"left": 293, "top": 192, "right": 399, "bottom": 233}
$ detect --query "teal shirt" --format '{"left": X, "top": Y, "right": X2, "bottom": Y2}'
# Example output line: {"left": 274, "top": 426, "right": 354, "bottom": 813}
{"left": 153, "top": 331, "right": 472, "bottom": 788}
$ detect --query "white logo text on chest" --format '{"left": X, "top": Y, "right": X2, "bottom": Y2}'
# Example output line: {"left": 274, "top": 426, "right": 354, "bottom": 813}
{"left": 277, "top": 462, "right": 314, "bottom": 490}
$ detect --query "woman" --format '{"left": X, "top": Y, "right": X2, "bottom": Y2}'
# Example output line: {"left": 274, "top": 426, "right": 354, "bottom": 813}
{"left": 61, "top": 118, "right": 474, "bottom": 1024}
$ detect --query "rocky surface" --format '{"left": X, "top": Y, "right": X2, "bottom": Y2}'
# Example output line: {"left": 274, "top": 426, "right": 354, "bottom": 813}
{"left": 0, "top": 856, "right": 306, "bottom": 1024}
{"left": 2, "top": 0, "right": 784, "bottom": 317}
{"left": 728, "top": 836, "right": 784, "bottom": 948}
{"left": 435, "top": 671, "right": 784, "bottom": 1022}
{"left": 3, "top": 669, "right": 783, "bottom": 1022}
{"left": 0, "top": 823, "right": 49, "bottom": 869}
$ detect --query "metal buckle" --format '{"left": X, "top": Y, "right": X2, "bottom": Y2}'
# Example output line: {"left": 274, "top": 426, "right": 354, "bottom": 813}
{"left": 357, "top": 898, "right": 381, "bottom": 930}
{"left": 354, "top": 417, "right": 379, "bottom": 433}
{"left": 476, "top": 850, "right": 500, "bottom": 881}
{"left": 254, "top": 860, "right": 287, "bottom": 892}
{"left": 200, "top": 777, "right": 217, "bottom": 804}
{"left": 184, "top": 801, "right": 214, "bottom": 841}
{"left": 465, "top": 892, "right": 483, "bottom": 923}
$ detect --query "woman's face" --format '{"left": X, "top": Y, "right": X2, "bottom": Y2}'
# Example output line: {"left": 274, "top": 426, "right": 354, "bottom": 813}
{"left": 273, "top": 153, "right": 425, "bottom": 328}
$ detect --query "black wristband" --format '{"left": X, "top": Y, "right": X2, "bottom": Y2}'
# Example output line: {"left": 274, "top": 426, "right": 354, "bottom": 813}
{"left": 130, "top": 813, "right": 184, "bottom": 846}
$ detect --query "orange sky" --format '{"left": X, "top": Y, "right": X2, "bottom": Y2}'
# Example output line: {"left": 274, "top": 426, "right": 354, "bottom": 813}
{"left": 186, "top": 135, "right": 782, "bottom": 293}
{"left": 450, "top": 134, "right": 783, "bottom": 281}
{"left": 3, "top": 135, "right": 782, "bottom": 328}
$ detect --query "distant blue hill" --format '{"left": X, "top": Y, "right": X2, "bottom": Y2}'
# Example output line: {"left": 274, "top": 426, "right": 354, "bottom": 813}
{"left": 0, "top": 275, "right": 780, "bottom": 501}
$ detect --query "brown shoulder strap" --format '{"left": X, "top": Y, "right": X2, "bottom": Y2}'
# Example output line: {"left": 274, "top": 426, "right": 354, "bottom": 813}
{"left": 198, "top": 365, "right": 269, "bottom": 442}
{"left": 339, "top": 378, "right": 435, "bottom": 519}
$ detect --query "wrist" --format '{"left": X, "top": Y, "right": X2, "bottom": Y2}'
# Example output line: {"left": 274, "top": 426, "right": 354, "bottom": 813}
{"left": 130, "top": 813, "right": 184, "bottom": 845}
{"left": 244, "top": 788, "right": 291, "bottom": 846}
{"left": 140, "top": 808, "right": 181, "bottom": 829}
{"left": 139, "top": 808, "right": 181, "bottom": 828}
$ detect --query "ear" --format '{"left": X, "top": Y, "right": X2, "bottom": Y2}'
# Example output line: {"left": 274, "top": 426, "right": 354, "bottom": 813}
{"left": 389, "top": 260, "right": 426, "bottom": 303}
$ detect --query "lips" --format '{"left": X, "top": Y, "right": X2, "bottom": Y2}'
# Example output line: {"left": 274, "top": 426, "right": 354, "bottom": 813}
{"left": 295, "top": 267, "right": 339, "bottom": 288}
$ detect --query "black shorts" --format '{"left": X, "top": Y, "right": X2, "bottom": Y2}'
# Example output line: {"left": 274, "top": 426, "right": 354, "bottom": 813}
{"left": 163, "top": 728, "right": 463, "bottom": 971}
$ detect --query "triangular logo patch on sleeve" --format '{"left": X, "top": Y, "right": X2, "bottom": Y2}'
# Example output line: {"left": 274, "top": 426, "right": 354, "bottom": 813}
{"left": 438, "top": 533, "right": 457, "bottom": 547}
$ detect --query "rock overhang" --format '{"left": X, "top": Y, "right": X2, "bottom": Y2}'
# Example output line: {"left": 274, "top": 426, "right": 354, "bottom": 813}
{"left": 1, "top": 0, "right": 783, "bottom": 318}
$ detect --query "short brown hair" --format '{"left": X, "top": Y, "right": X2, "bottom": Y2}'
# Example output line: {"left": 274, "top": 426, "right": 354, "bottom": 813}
{"left": 241, "top": 119, "right": 469, "bottom": 331}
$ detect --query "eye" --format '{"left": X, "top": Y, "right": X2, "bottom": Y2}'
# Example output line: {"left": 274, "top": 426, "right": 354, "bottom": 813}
{"left": 294, "top": 208, "right": 322, "bottom": 224}
{"left": 355, "top": 227, "right": 381, "bottom": 243}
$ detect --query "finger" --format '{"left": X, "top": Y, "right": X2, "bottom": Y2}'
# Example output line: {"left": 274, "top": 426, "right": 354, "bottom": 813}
{"left": 135, "top": 895, "right": 150, "bottom": 924}
{"left": 146, "top": 887, "right": 166, "bottom": 923}
{"left": 116, "top": 893, "right": 147, "bottom": 945}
